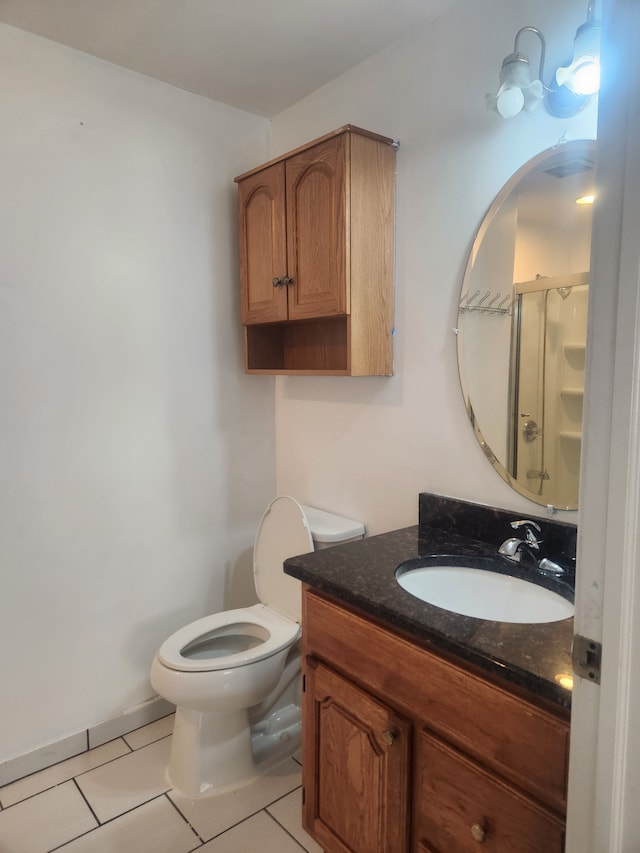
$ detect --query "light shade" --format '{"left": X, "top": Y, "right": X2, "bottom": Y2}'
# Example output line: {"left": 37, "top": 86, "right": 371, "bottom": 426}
{"left": 487, "top": 29, "right": 546, "bottom": 118}
{"left": 488, "top": 57, "right": 545, "bottom": 117}
{"left": 556, "top": 19, "right": 601, "bottom": 95}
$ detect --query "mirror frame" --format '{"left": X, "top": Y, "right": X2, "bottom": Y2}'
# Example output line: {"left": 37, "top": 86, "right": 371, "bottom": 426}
{"left": 456, "top": 139, "right": 596, "bottom": 510}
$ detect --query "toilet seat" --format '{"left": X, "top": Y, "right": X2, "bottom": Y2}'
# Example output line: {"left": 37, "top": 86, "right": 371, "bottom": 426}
{"left": 157, "top": 604, "right": 300, "bottom": 673}
{"left": 253, "top": 496, "right": 314, "bottom": 622}
{"left": 157, "top": 497, "right": 312, "bottom": 676}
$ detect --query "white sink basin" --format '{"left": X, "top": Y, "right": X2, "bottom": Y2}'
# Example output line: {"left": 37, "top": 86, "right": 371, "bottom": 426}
{"left": 396, "top": 557, "right": 574, "bottom": 624}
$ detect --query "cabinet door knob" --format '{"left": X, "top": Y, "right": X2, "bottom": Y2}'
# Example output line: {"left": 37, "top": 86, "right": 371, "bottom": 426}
{"left": 470, "top": 820, "right": 488, "bottom": 844}
{"left": 281, "top": 275, "right": 295, "bottom": 286}
{"left": 272, "top": 277, "right": 283, "bottom": 287}
{"left": 381, "top": 729, "right": 396, "bottom": 746}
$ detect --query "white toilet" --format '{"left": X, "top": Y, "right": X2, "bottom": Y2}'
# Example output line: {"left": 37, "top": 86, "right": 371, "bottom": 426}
{"left": 150, "top": 496, "right": 364, "bottom": 798}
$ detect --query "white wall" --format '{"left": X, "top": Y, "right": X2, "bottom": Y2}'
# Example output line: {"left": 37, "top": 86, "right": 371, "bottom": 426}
{"left": 271, "top": 0, "right": 598, "bottom": 535}
{"left": 0, "top": 24, "right": 273, "bottom": 762}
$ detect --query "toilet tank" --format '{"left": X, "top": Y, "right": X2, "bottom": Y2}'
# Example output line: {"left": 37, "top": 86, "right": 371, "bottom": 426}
{"left": 302, "top": 505, "right": 365, "bottom": 550}
{"left": 253, "top": 497, "right": 365, "bottom": 623}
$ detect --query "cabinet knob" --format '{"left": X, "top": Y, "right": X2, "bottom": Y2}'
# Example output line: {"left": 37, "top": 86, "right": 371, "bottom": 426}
{"left": 381, "top": 729, "right": 396, "bottom": 746}
{"left": 470, "top": 820, "right": 488, "bottom": 844}
{"left": 272, "top": 276, "right": 293, "bottom": 287}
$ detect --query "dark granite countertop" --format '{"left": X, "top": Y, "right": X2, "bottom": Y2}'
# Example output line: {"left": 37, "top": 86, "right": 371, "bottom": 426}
{"left": 284, "top": 521, "right": 574, "bottom": 710}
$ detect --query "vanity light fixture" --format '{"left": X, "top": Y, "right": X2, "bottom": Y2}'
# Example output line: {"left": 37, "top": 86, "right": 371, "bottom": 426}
{"left": 555, "top": 0, "right": 601, "bottom": 97}
{"left": 486, "top": 27, "right": 546, "bottom": 118}
{"left": 487, "top": 0, "right": 600, "bottom": 119}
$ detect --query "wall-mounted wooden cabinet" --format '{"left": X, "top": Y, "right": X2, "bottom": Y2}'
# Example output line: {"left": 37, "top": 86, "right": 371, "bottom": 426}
{"left": 235, "top": 125, "right": 396, "bottom": 375}
{"left": 302, "top": 588, "right": 569, "bottom": 853}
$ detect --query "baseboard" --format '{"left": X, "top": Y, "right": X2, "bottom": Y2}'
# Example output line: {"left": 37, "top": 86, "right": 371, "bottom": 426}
{"left": 87, "top": 697, "right": 174, "bottom": 749}
{"left": 0, "top": 696, "right": 175, "bottom": 787}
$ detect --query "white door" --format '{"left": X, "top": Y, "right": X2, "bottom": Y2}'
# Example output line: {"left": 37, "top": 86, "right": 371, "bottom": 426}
{"left": 566, "top": 0, "right": 640, "bottom": 849}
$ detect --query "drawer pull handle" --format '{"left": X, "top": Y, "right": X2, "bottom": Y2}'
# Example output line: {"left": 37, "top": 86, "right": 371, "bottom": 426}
{"left": 381, "top": 729, "right": 396, "bottom": 746}
{"left": 470, "top": 820, "right": 488, "bottom": 844}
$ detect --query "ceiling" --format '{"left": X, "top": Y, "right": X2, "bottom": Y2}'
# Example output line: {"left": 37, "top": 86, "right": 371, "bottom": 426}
{"left": 0, "top": 0, "right": 465, "bottom": 117}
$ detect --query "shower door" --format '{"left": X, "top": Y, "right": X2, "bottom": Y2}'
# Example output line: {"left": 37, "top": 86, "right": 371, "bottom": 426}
{"left": 509, "top": 276, "right": 588, "bottom": 508}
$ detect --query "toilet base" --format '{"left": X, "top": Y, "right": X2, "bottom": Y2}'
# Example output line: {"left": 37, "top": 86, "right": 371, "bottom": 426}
{"left": 166, "top": 701, "right": 303, "bottom": 798}
{"left": 251, "top": 702, "right": 302, "bottom": 768}
{"left": 168, "top": 707, "right": 257, "bottom": 798}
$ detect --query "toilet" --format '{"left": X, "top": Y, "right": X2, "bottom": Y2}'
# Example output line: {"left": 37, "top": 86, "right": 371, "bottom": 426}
{"left": 150, "top": 496, "right": 364, "bottom": 798}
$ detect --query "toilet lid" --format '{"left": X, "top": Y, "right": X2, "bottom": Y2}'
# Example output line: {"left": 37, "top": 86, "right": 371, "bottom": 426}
{"left": 253, "top": 496, "right": 314, "bottom": 622}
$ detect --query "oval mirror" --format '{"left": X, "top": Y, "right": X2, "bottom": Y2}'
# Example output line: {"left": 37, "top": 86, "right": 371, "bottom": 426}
{"left": 457, "top": 140, "right": 595, "bottom": 510}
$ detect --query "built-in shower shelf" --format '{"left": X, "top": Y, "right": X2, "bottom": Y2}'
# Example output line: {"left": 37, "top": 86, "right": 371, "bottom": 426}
{"left": 560, "top": 431, "right": 582, "bottom": 441}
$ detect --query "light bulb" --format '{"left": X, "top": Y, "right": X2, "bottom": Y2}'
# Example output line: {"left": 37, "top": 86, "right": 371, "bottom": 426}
{"left": 556, "top": 18, "right": 601, "bottom": 96}
{"left": 496, "top": 85, "right": 525, "bottom": 118}
{"left": 572, "top": 60, "right": 600, "bottom": 95}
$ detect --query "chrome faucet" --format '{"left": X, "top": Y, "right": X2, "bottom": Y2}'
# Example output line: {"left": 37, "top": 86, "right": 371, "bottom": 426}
{"left": 499, "top": 519, "right": 541, "bottom": 561}
{"left": 498, "top": 519, "right": 566, "bottom": 578}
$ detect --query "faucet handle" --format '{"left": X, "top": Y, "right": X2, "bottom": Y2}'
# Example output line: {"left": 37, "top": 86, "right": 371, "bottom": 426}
{"left": 510, "top": 519, "right": 542, "bottom": 549}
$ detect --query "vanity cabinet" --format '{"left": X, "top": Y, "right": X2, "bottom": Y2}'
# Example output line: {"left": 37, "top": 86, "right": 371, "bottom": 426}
{"left": 301, "top": 587, "right": 569, "bottom": 853}
{"left": 305, "top": 660, "right": 411, "bottom": 853}
{"left": 235, "top": 125, "right": 396, "bottom": 375}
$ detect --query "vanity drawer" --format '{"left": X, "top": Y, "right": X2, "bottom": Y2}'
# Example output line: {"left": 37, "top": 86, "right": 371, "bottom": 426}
{"left": 303, "top": 588, "right": 569, "bottom": 813}
{"left": 415, "top": 730, "right": 565, "bottom": 852}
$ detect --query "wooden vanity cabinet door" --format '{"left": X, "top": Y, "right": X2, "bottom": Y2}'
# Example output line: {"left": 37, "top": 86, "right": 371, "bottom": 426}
{"left": 285, "top": 134, "right": 348, "bottom": 321}
{"left": 237, "top": 161, "right": 288, "bottom": 324}
{"left": 302, "top": 657, "right": 411, "bottom": 853}
{"left": 416, "top": 730, "right": 565, "bottom": 853}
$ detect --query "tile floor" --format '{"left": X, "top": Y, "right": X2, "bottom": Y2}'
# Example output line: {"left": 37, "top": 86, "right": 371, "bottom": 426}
{"left": 0, "top": 715, "right": 323, "bottom": 853}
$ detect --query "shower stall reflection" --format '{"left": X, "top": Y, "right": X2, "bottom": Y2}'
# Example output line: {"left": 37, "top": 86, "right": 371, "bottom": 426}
{"left": 509, "top": 273, "right": 588, "bottom": 508}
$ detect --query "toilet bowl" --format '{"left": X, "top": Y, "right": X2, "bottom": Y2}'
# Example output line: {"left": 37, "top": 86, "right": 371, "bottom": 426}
{"left": 150, "top": 496, "right": 364, "bottom": 797}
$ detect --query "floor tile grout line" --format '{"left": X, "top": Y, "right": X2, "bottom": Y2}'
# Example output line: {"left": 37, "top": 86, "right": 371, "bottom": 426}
{"left": 72, "top": 777, "right": 101, "bottom": 826}
{"left": 265, "top": 783, "right": 303, "bottom": 811}
{"left": 1, "top": 765, "right": 295, "bottom": 823}
{"left": 0, "top": 738, "right": 138, "bottom": 810}
{"left": 168, "top": 795, "right": 281, "bottom": 845}
{"left": 0, "top": 732, "right": 175, "bottom": 811}
{"left": 81, "top": 786, "right": 174, "bottom": 827}
{"left": 0, "top": 714, "right": 174, "bottom": 799}
{"left": 48, "top": 821, "right": 101, "bottom": 852}
{"left": 122, "top": 714, "right": 175, "bottom": 751}
{"left": 122, "top": 731, "right": 168, "bottom": 751}
{"left": 164, "top": 770, "right": 303, "bottom": 843}
{"left": 48, "top": 791, "right": 176, "bottom": 851}
{"left": 3, "top": 746, "right": 308, "bottom": 851}
{"left": 191, "top": 805, "right": 310, "bottom": 851}
{"left": 3, "top": 784, "right": 315, "bottom": 853}
{"left": 121, "top": 712, "right": 175, "bottom": 740}
{"left": 263, "top": 808, "right": 310, "bottom": 851}
{"left": 42, "top": 783, "right": 103, "bottom": 852}
{"left": 164, "top": 791, "right": 205, "bottom": 848}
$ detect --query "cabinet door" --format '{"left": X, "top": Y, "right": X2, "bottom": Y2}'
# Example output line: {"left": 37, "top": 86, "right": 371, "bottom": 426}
{"left": 302, "top": 658, "right": 411, "bottom": 853}
{"left": 238, "top": 162, "right": 288, "bottom": 324}
{"left": 416, "top": 730, "right": 565, "bottom": 853}
{"left": 286, "top": 135, "right": 348, "bottom": 321}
